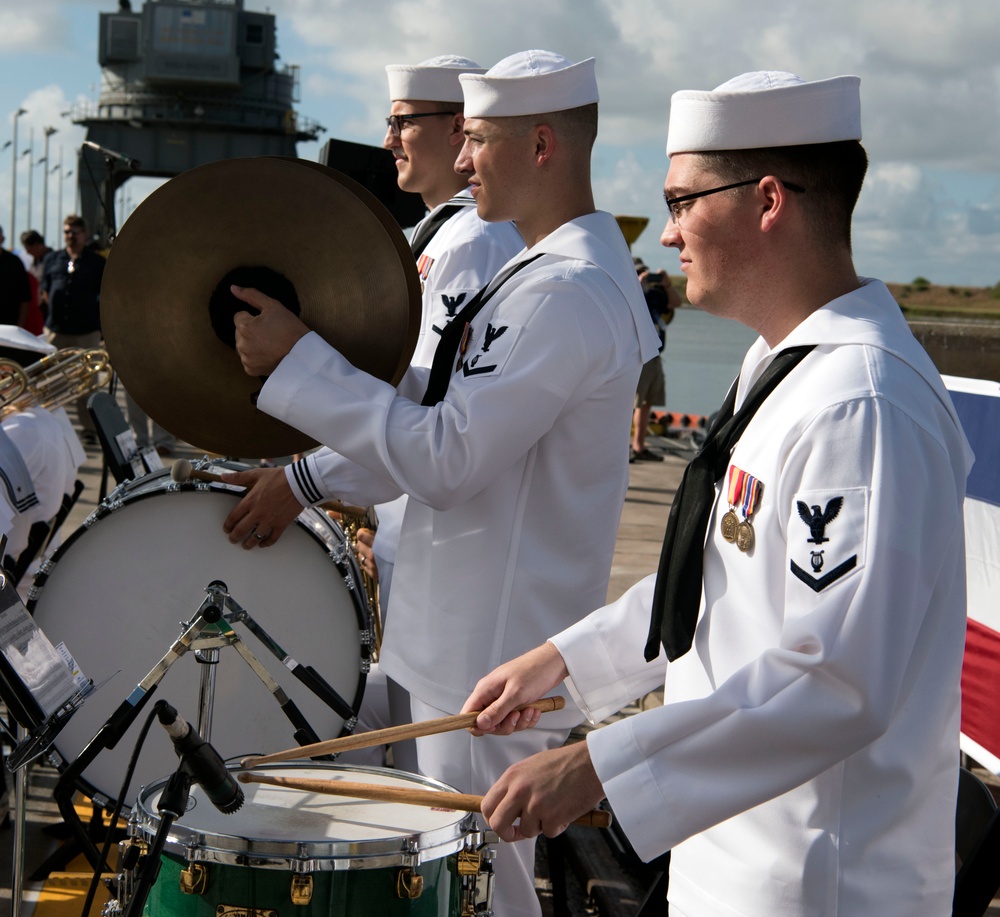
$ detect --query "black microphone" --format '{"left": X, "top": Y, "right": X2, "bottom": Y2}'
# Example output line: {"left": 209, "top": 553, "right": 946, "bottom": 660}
{"left": 81, "top": 139, "right": 141, "bottom": 171}
{"left": 157, "top": 703, "right": 244, "bottom": 813}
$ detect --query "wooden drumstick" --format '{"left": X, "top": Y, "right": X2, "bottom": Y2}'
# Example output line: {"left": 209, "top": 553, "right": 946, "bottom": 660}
{"left": 240, "top": 696, "right": 566, "bottom": 769}
{"left": 237, "top": 771, "right": 612, "bottom": 829}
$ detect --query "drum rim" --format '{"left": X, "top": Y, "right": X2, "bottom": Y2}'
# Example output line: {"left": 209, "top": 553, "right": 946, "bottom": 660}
{"left": 133, "top": 764, "right": 480, "bottom": 870}
{"left": 27, "top": 465, "right": 372, "bottom": 809}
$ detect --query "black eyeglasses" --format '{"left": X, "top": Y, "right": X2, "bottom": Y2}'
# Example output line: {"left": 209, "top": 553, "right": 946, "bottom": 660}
{"left": 385, "top": 111, "right": 457, "bottom": 137}
{"left": 664, "top": 177, "right": 806, "bottom": 225}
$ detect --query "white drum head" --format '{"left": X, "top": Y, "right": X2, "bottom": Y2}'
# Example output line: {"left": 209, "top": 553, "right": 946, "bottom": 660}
{"left": 29, "top": 471, "right": 370, "bottom": 807}
{"left": 135, "top": 764, "right": 474, "bottom": 867}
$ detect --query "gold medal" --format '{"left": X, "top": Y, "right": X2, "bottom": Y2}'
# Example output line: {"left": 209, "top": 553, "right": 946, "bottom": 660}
{"left": 736, "top": 519, "right": 755, "bottom": 553}
{"left": 720, "top": 509, "right": 739, "bottom": 542}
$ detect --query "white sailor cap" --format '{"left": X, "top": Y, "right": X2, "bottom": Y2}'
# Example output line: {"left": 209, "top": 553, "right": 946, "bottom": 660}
{"left": 385, "top": 55, "right": 486, "bottom": 103}
{"left": 666, "top": 71, "right": 862, "bottom": 156}
{"left": 460, "top": 50, "right": 598, "bottom": 118}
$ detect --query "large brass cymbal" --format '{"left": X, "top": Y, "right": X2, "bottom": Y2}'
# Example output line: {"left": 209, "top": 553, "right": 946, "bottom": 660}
{"left": 101, "top": 157, "right": 420, "bottom": 458}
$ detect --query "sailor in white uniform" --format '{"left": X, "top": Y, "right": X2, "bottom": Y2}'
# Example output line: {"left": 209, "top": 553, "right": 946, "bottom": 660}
{"left": 222, "top": 55, "right": 521, "bottom": 590}
{"left": 0, "top": 328, "right": 85, "bottom": 567}
{"left": 221, "top": 54, "right": 523, "bottom": 774}
{"left": 228, "top": 51, "right": 657, "bottom": 917}
{"left": 461, "top": 72, "right": 973, "bottom": 917}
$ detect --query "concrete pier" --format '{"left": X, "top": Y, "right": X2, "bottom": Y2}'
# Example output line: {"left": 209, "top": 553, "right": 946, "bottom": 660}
{"left": 0, "top": 424, "right": 996, "bottom": 916}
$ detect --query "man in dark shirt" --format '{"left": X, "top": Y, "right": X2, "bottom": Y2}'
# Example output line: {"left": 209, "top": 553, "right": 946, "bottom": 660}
{"left": 0, "top": 227, "right": 31, "bottom": 327}
{"left": 40, "top": 215, "right": 105, "bottom": 438}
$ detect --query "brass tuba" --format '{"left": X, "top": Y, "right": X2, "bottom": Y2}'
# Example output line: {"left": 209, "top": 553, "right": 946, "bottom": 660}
{"left": 0, "top": 348, "right": 113, "bottom": 417}
{"left": 323, "top": 499, "right": 383, "bottom": 660}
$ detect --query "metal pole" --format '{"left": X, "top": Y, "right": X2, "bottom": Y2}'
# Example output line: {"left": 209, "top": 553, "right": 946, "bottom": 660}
{"left": 22, "top": 127, "right": 33, "bottom": 238}
{"left": 56, "top": 147, "right": 64, "bottom": 232}
{"left": 10, "top": 725, "right": 27, "bottom": 917}
{"left": 41, "top": 126, "right": 57, "bottom": 240}
{"left": 48, "top": 163, "right": 59, "bottom": 243}
{"left": 9, "top": 108, "right": 25, "bottom": 244}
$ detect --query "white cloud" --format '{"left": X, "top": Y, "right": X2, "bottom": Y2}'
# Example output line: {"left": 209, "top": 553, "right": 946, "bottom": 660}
{"left": 2, "top": 0, "right": 999, "bottom": 285}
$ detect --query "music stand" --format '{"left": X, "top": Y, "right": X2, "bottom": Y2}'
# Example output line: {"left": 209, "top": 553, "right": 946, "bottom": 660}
{"left": 0, "top": 563, "right": 92, "bottom": 917}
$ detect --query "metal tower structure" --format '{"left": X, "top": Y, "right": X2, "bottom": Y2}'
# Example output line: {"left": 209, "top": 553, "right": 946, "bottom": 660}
{"left": 70, "top": 0, "right": 324, "bottom": 245}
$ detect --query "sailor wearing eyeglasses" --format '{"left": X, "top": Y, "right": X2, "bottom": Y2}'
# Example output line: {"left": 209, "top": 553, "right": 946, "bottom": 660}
{"left": 462, "top": 71, "right": 973, "bottom": 917}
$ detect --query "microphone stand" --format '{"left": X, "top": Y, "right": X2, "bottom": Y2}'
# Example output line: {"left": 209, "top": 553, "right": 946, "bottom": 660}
{"left": 51, "top": 580, "right": 344, "bottom": 870}
{"left": 51, "top": 595, "right": 223, "bottom": 871}
{"left": 121, "top": 767, "right": 190, "bottom": 917}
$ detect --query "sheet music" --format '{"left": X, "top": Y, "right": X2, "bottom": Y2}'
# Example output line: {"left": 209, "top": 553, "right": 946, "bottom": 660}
{"left": 0, "top": 583, "right": 79, "bottom": 717}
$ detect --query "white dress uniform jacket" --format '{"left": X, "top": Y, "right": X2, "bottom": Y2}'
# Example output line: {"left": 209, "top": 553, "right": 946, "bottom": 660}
{"left": 259, "top": 210, "right": 659, "bottom": 715}
{"left": 551, "top": 279, "right": 974, "bottom": 916}
{"left": 410, "top": 190, "right": 524, "bottom": 368}
{"left": 287, "top": 190, "right": 522, "bottom": 577}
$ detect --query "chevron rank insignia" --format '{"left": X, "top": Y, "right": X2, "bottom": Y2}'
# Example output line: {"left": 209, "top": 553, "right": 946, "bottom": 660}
{"left": 459, "top": 321, "right": 521, "bottom": 379}
{"left": 788, "top": 486, "right": 867, "bottom": 592}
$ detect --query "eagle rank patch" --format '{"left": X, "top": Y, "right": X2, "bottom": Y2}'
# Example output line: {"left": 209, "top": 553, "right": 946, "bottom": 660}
{"left": 459, "top": 321, "right": 522, "bottom": 380}
{"left": 789, "top": 487, "right": 867, "bottom": 592}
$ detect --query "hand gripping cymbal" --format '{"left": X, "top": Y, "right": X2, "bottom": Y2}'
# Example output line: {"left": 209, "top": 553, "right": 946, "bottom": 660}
{"left": 100, "top": 157, "right": 421, "bottom": 458}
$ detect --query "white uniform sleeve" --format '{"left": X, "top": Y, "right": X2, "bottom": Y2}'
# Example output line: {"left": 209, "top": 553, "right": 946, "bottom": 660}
{"left": 285, "top": 447, "right": 405, "bottom": 508}
{"left": 585, "top": 397, "right": 966, "bottom": 861}
{"left": 261, "top": 277, "right": 620, "bottom": 511}
{"left": 551, "top": 573, "right": 666, "bottom": 722}
{"left": 282, "top": 362, "right": 431, "bottom": 507}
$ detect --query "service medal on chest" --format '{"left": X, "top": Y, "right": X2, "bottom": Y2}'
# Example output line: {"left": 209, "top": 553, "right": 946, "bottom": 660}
{"left": 720, "top": 509, "right": 739, "bottom": 542}
{"left": 724, "top": 465, "right": 763, "bottom": 552}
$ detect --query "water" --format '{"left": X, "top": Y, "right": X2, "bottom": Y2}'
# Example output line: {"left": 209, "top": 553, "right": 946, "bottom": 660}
{"left": 661, "top": 307, "right": 759, "bottom": 417}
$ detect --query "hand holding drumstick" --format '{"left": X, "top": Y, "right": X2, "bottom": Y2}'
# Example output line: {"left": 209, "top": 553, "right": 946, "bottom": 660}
{"left": 239, "top": 696, "right": 568, "bottom": 769}
{"left": 237, "top": 771, "right": 611, "bottom": 829}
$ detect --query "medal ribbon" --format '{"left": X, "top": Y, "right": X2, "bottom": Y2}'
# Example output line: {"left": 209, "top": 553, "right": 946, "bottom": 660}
{"left": 726, "top": 466, "right": 762, "bottom": 519}
{"left": 741, "top": 473, "right": 762, "bottom": 520}
{"left": 726, "top": 466, "right": 745, "bottom": 509}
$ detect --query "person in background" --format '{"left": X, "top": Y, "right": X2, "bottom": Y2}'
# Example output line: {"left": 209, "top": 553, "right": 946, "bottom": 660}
{"left": 19, "top": 229, "right": 51, "bottom": 334}
{"left": 0, "top": 227, "right": 32, "bottom": 328}
{"left": 39, "top": 216, "right": 104, "bottom": 442}
{"left": 461, "top": 70, "right": 972, "bottom": 917}
{"left": 631, "top": 257, "right": 679, "bottom": 462}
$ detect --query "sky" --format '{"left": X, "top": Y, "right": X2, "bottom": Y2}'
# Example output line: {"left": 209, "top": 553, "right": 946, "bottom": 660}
{"left": 1, "top": 0, "right": 999, "bottom": 287}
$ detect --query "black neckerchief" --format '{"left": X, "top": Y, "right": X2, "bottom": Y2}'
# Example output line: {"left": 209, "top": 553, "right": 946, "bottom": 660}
{"left": 645, "top": 344, "right": 816, "bottom": 662}
{"left": 420, "top": 255, "right": 542, "bottom": 406}
{"left": 409, "top": 203, "right": 464, "bottom": 258}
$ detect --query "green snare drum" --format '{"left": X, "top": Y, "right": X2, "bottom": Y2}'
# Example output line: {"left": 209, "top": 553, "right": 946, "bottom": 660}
{"left": 121, "top": 764, "right": 495, "bottom": 916}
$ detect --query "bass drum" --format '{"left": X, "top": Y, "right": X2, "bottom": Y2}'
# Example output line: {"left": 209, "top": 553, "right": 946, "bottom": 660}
{"left": 28, "top": 464, "right": 371, "bottom": 807}
{"left": 126, "top": 764, "right": 496, "bottom": 916}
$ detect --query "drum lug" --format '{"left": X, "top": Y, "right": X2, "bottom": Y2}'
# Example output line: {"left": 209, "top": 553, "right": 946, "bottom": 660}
{"left": 178, "top": 862, "right": 208, "bottom": 895}
{"left": 290, "top": 873, "right": 314, "bottom": 906}
{"left": 395, "top": 867, "right": 424, "bottom": 900}
{"left": 458, "top": 834, "right": 497, "bottom": 915}
{"left": 107, "top": 835, "right": 148, "bottom": 915}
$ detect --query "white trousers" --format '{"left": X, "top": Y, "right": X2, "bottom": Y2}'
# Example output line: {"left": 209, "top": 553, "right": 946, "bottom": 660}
{"left": 340, "top": 669, "right": 574, "bottom": 916}
{"left": 409, "top": 695, "right": 572, "bottom": 917}
{"left": 336, "top": 664, "right": 419, "bottom": 772}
